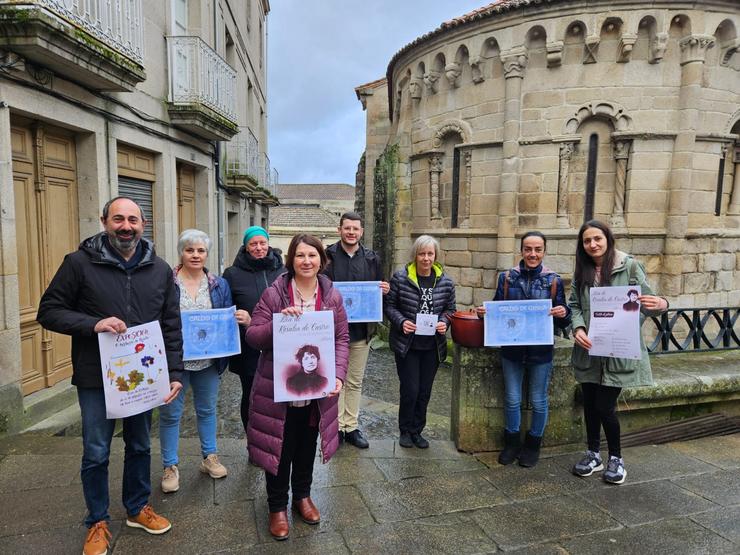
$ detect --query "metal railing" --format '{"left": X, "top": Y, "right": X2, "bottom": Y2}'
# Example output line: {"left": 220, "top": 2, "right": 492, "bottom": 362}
{"left": 226, "top": 128, "right": 260, "bottom": 178}
{"left": 166, "top": 35, "right": 237, "bottom": 122}
{"left": 8, "top": 0, "right": 145, "bottom": 65}
{"left": 644, "top": 307, "right": 740, "bottom": 354}
{"left": 225, "top": 130, "right": 278, "bottom": 195}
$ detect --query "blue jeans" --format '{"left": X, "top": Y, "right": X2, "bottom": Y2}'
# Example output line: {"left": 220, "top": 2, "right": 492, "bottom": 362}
{"left": 501, "top": 357, "right": 553, "bottom": 437}
{"left": 159, "top": 364, "right": 220, "bottom": 467}
{"left": 78, "top": 387, "right": 151, "bottom": 527}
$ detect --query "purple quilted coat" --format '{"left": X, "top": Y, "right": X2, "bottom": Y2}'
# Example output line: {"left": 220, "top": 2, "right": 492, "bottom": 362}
{"left": 245, "top": 273, "right": 349, "bottom": 476}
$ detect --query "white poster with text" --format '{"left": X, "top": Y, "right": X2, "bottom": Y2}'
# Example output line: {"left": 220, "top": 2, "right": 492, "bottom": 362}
{"left": 588, "top": 285, "right": 642, "bottom": 360}
{"left": 98, "top": 321, "right": 171, "bottom": 419}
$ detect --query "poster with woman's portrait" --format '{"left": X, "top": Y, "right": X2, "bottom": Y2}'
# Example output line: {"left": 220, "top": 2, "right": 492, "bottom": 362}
{"left": 272, "top": 310, "right": 336, "bottom": 402}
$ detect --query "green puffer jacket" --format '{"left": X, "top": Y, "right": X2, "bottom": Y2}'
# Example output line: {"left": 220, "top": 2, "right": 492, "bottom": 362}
{"left": 569, "top": 251, "right": 666, "bottom": 388}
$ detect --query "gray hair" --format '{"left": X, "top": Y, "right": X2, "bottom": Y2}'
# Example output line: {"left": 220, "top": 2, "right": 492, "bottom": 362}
{"left": 177, "top": 229, "right": 211, "bottom": 257}
{"left": 411, "top": 234, "right": 440, "bottom": 261}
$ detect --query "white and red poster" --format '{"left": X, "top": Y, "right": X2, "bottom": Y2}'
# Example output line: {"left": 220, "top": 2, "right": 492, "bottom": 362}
{"left": 272, "top": 311, "right": 335, "bottom": 402}
{"left": 98, "top": 321, "right": 171, "bottom": 419}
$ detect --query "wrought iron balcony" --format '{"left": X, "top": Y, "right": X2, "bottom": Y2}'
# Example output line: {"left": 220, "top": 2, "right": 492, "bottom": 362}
{"left": 225, "top": 129, "right": 278, "bottom": 198}
{"left": 0, "top": 0, "right": 145, "bottom": 91}
{"left": 166, "top": 36, "right": 238, "bottom": 141}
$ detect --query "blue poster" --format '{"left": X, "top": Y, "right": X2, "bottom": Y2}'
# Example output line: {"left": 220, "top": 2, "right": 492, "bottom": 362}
{"left": 182, "top": 306, "right": 241, "bottom": 361}
{"left": 483, "top": 300, "right": 553, "bottom": 347}
{"left": 332, "top": 281, "right": 383, "bottom": 323}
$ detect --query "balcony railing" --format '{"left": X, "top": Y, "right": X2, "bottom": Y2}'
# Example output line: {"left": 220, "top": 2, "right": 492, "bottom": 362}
{"left": 225, "top": 130, "right": 278, "bottom": 196}
{"left": 167, "top": 35, "right": 236, "bottom": 122}
{"left": 226, "top": 128, "right": 260, "bottom": 178}
{"left": 12, "top": 0, "right": 145, "bottom": 65}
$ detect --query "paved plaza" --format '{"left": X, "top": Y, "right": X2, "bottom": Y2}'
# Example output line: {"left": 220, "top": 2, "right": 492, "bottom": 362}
{"left": 1, "top": 348, "right": 739, "bottom": 554}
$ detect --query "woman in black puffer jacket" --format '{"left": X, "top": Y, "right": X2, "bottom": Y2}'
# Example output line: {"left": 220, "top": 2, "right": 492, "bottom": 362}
{"left": 385, "top": 235, "right": 456, "bottom": 450}
{"left": 222, "top": 226, "right": 285, "bottom": 433}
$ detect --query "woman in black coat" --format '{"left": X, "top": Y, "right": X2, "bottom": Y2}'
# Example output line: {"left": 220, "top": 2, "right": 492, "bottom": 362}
{"left": 385, "top": 234, "right": 456, "bottom": 449}
{"left": 222, "top": 226, "right": 285, "bottom": 433}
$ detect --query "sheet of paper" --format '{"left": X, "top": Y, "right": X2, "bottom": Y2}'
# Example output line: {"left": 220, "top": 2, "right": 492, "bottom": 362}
{"left": 483, "top": 300, "right": 553, "bottom": 347}
{"left": 415, "top": 313, "right": 438, "bottom": 336}
{"left": 588, "top": 286, "right": 642, "bottom": 360}
{"left": 332, "top": 281, "right": 383, "bottom": 323}
{"left": 272, "top": 311, "right": 336, "bottom": 402}
{"left": 182, "top": 306, "right": 241, "bottom": 361}
{"left": 98, "top": 321, "right": 171, "bottom": 419}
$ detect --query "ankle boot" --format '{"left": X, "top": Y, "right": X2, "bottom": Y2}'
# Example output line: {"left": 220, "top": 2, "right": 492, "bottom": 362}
{"left": 497, "top": 430, "right": 521, "bottom": 465}
{"left": 518, "top": 432, "right": 542, "bottom": 467}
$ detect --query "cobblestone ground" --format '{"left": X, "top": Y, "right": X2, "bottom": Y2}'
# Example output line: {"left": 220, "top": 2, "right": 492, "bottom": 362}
{"left": 150, "top": 345, "right": 452, "bottom": 441}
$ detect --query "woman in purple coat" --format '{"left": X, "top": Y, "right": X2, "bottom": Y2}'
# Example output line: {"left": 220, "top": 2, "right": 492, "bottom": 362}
{"left": 246, "top": 234, "right": 349, "bottom": 541}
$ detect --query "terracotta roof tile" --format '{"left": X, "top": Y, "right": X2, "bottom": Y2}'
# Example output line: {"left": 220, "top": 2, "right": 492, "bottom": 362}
{"left": 278, "top": 183, "right": 356, "bottom": 201}
{"left": 269, "top": 206, "right": 341, "bottom": 228}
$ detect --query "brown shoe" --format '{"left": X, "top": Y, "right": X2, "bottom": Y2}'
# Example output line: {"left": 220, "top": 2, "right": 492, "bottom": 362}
{"left": 126, "top": 504, "right": 172, "bottom": 535}
{"left": 268, "top": 510, "right": 289, "bottom": 540}
{"left": 292, "top": 496, "right": 321, "bottom": 524}
{"left": 83, "top": 521, "right": 112, "bottom": 555}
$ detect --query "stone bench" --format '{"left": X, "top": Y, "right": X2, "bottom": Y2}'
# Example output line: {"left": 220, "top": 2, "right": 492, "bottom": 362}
{"left": 451, "top": 338, "right": 740, "bottom": 452}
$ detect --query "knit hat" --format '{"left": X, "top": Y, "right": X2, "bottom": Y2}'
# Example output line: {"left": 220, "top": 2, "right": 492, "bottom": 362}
{"left": 243, "top": 225, "right": 269, "bottom": 245}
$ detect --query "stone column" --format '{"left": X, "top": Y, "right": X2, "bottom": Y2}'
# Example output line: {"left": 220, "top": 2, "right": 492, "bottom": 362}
{"left": 729, "top": 145, "right": 740, "bottom": 215}
{"left": 662, "top": 34, "right": 715, "bottom": 296}
{"left": 429, "top": 153, "right": 442, "bottom": 220}
{"left": 609, "top": 139, "right": 631, "bottom": 229}
{"left": 0, "top": 99, "right": 24, "bottom": 433}
{"left": 496, "top": 48, "right": 527, "bottom": 269}
{"left": 556, "top": 142, "right": 575, "bottom": 228}
{"left": 460, "top": 149, "right": 472, "bottom": 228}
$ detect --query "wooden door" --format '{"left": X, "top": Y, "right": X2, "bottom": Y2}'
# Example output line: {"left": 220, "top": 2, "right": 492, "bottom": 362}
{"left": 177, "top": 163, "right": 196, "bottom": 233}
{"left": 12, "top": 121, "right": 78, "bottom": 395}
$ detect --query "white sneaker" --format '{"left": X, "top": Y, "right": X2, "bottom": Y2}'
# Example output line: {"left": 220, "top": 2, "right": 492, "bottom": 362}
{"left": 161, "top": 465, "right": 179, "bottom": 493}
{"left": 200, "top": 454, "right": 228, "bottom": 479}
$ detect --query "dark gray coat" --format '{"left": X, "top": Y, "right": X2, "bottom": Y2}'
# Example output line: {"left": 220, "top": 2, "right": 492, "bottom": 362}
{"left": 385, "top": 262, "right": 456, "bottom": 362}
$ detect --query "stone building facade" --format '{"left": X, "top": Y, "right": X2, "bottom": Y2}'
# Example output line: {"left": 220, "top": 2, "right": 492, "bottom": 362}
{"left": 356, "top": 0, "right": 740, "bottom": 310}
{"left": 0, "top": 0, "right": 276, "bottom": 432}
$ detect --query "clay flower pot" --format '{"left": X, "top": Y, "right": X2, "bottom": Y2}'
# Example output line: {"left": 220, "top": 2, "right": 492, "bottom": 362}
{"left": 449, "top": 310, "right": 484, "bottom": 348}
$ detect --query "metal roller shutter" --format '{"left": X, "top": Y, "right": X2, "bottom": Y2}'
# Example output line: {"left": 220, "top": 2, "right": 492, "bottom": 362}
{"left": 118, "top": 177, "right": 154, "bottom": 242}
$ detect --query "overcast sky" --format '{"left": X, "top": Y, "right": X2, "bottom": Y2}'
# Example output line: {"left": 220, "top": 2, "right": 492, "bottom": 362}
{"left": 266, "top": 1, "right": 486, "bottom": 185}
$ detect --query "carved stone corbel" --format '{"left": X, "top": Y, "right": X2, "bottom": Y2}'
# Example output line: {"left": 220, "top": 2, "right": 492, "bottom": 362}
{"left": 409, "top": 78, "right": 422, "bottom": 100}
{"left": 429, "top": 153, "right": 443, "bottom": 219}
{"left": 720, "top": 38, "right": 740, "bottom": 66}
{"left": 546, "top": 41, "right": 563, "bottom": 68}
{"left": 609, "top": 139, "right": 631, "bottom": 229}
{"left": 445, "top": 62, "right": 461, "bottom": 87}
{"left": 649, "top": 32, "right": 668, "bottom": 64}
{"left": 469, "top": 55, "right": 485, "bottom": 84}
{"left": 423, "top": 70, "right": 440, "bottom": 94}
{"left": 617, "top": 34, "right": 637, "bottom": 63}
{"left": 583, "top": 35, "right": 600, "bottom": 64}
{"left": 556, "top": 142, "right": 575, "bottom": 228}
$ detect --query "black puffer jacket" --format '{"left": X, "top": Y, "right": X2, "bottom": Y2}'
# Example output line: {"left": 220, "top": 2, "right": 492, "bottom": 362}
{"left": 385, "top": 262, "right": 456, "bottom": 362}
{"left": 222, "top": 246, "right": 285, "bottom": 376}
{"left": 37, "top": 233, "right": 183, "bottom": 388}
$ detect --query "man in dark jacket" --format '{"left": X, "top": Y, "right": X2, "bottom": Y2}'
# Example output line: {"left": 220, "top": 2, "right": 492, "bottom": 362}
{"left": 323, "top": 212, "right": 388, "bottom": 449}
{"left": 37, "top": 197, "right": 183, "bottom": 555}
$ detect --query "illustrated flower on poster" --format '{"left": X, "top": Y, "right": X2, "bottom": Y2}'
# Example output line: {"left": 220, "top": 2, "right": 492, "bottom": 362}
{"left": 135, "top": 343, "right": 145, "bottom": 353}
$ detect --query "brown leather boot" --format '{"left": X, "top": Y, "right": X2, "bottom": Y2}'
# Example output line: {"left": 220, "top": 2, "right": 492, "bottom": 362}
{"left": 292, "top": 496, "right": 321, "bottom": 524}
{"left": 268, "top": 510, "right": 289, "bottom": 540}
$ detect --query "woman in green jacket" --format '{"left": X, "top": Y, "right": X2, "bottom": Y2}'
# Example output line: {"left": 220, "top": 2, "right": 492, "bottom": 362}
{"left": 569, "top": 220, "right": 668, "bottom": 484}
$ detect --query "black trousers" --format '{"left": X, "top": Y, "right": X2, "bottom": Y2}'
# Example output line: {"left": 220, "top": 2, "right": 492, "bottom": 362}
{"left": 238, "top": 372, "right": 255, "bottom": 434}
{"left": 264, "top": 404, "right": 319, "bottom": 513}
{"left": 581, "top": 382, "right": 622, "bottom": 458}
{"left": 395, "top": 349, "right": 439, "bottom": 435}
